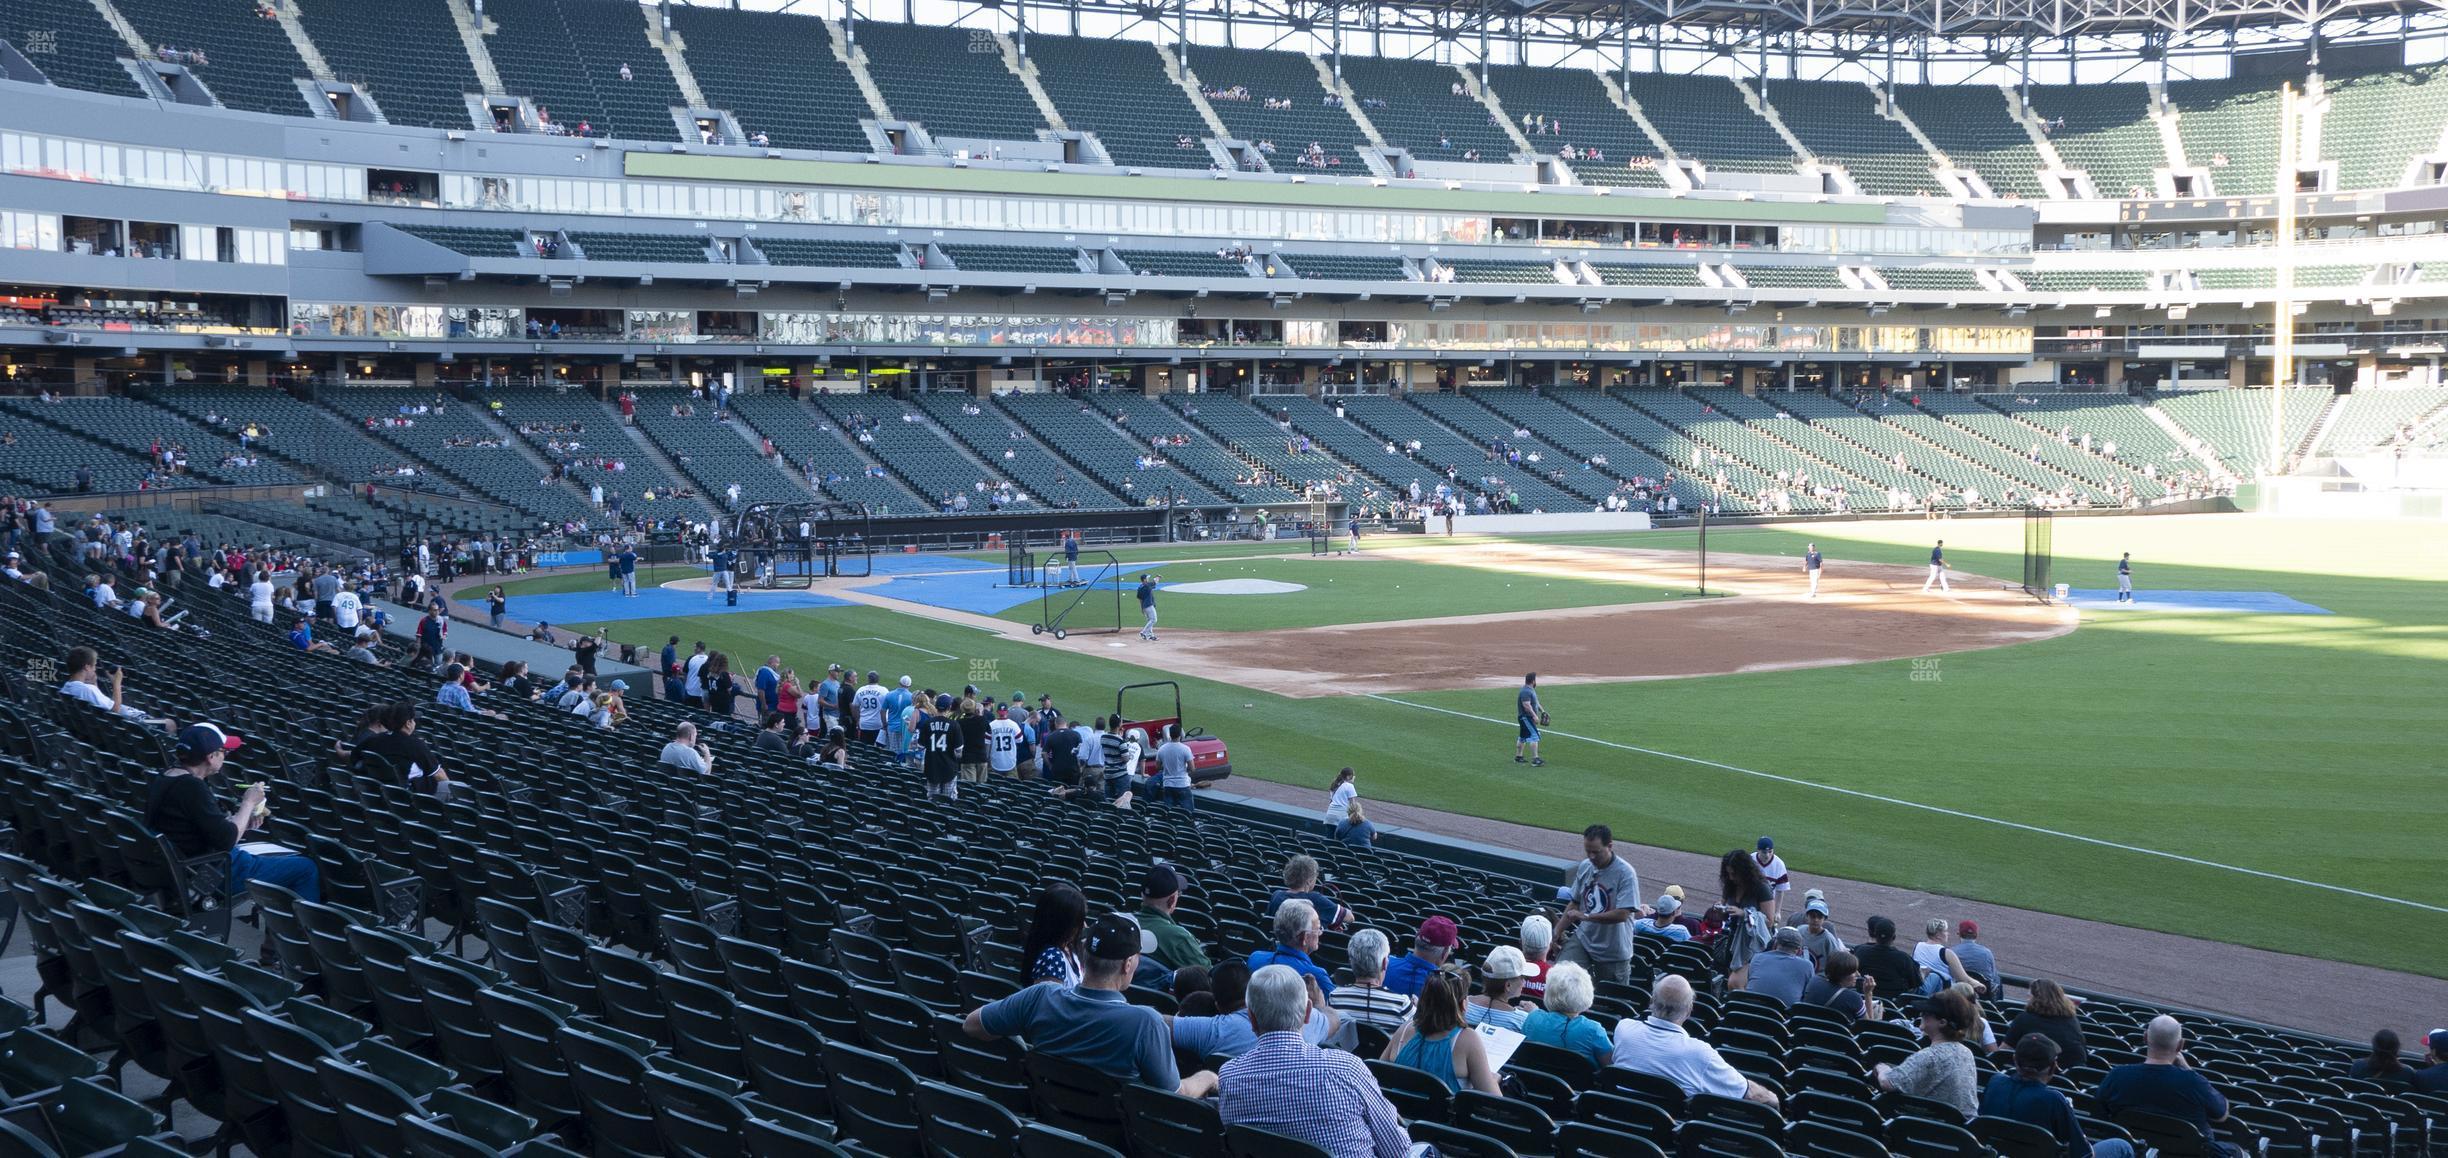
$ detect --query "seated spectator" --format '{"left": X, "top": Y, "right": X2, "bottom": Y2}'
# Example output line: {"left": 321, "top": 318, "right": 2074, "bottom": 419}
{"left": 1745, "top": 927, "right": 1816, "bottom": 1005}
{"left": 1247, "top": 899, "right": 1335, "bottom": 994}
{"left": 1521, "top": 961, "right": 1611, "bottom": 1068}
{"left": 1459, "top": 946, "right": 1531, "bottom": 1031}
{"left": 1381, "top": 971, "right": 1500, "bottom": 1094}
{"left": 1800, "top": 950, "right": 1880, "bottom": 1022}
{"left": 433, "top": 664, "right": 493, "bottom": 715}
{"left": 1332, "top": 799, "right": 1376, "bottom": 847}
{"left": 2005, "top": 978, "right": 2089, "bottom": 1071}
{"left": 1326, "top": 928, "right": 1413, "bottom": 1032}
{"left": 1217, "top": 964, "right": 1415, "bottom": 1158}
{"left": 1382, "top": 916, "right": 1458, "bottom": 996}
{"left": 290, "top": 617, "right": 334, "bottom": 654}
{"left": 2416, "top": 1030, "right": 2448, "bottom": 1093}
{"left": 1983, "top": 1035, "right": 2134, "bottom": 1158}
{"left": 588, "top": 688, "right": 627, "bottom": 730}
{"left": 2347, "top": 1029, "right": 2411, "bottom": 1092}
{"left": 1854, "top": 916, "right": 1921, "bottom": 998}
{"left": 1137, "top": 864, "right": 1210, "bottom": 972}
{"left": 1172, "top": 967, "right": 1215, "bottom": 1017}
{"left": 345, "top": 627, "right": 383, "bottom": 665}
{"left": 658, "top": 722, "right": 713, "bottom": 774}
{"left": 496, "top": 660, "right": 536, "bottom": 700}
{"left": 1, "top": 551, "right": 45, "bottom": 591}
{"left": 357, "top": 703, "right": 448, "bottom": 796}
{"left": 1954, "top": 920, "right": 2001, "bottom": 996}
{"left": 1021, "top": 883, "right": 1087, "bottom": 987}
{"left": 1631, "top": 893, "right": 1691, "bottom": 942}
{"left": 145, "top": 723, "right": 321, "bottom": 902}
{"left": 1912, "top": 917, "right": 1984, "bottom": 997}
{"left": 751, "top": 712, "right": 800, "bottom": 758}
{"left": 1610, "top": 975, "right": 1779, "bottom": 1107}
{"left": 1265, "top": 855, "right": 1350, "bottom": 930}
{"left": 58, "top": 646, "right": 172, "bottom": 732}
{"left": 1518, "top": 914, "right": 1553, "bottom": 1005}
{"left": 1794, "top": 894, "right": 1843, "bottom": 962}
{"left": 1171, "top": 960, "right": 1334, "bottom": 1059}
{"left": 965, "top": 914, "right": 1215, "bottom": 1096}
{"left": 1876, "top": 988, "right": 1981, "bottom": 1121}
{"left": 2091, "top": 1016, "right": 2238, "bottom": 1154}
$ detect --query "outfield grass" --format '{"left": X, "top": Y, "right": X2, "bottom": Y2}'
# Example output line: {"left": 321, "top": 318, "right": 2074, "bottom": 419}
{"left": 990, "top": 555, "right": 1685, "bottom": 632}
{"left": 545, "top": 514, "right": 2448, "bottom": 977}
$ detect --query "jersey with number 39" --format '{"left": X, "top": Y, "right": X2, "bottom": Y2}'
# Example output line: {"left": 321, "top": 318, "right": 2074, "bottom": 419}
{"left": 919, "top": 716, "right": 962, "bottom": 784}
{"left": 986, "top": 719, "right": 1021, "bottom": 773}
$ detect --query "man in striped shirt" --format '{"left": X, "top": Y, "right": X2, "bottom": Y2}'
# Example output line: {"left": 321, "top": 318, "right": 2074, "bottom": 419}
{"left": 1218, "top": 965, "right": 1416, "bottom": 1158}
{"left": 1324, "top": 928, "right": 1414, "bottom": 1032}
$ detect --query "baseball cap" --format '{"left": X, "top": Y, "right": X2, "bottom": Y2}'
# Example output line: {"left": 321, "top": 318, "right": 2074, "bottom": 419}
{"left": 1143, "top": 863, "right": 1183, "bottom": 898}
{"left": 174, "top": 723, "right": 243, "bottom": 760}
{"left": 1805, "top": 899, "right": 1830, "bottom": 917}
{"left": 1958, "top": 920, "right": 1979, "bottom": 937}
{"left": 2429, "top": 1029, "right": 2448, "bottom": 1053}
{"left": 1663, "top": 885, "right": 1685, "bottom": 901}
{"left": 994, "top": 702, "right": 1009, "bottom": 716}
{"left": 1083, "top": 913, "right": 1153, "bottom": 960}
{"left": 898, "top": 675, "right": 911, "bottom": 687}
{"left": 1757, "top": 836, "right": 1775, "bottom": 851}
{"left": 608, "top": 680, "right": 629, "bottom": 692}
{"left": 1652, "top": 894, "right": 1681, "bottom": 917}
{"left": 933, "top": 694, "right": 954, "bottom": 711}
{"left": 1481, "top": 945, "right": 1525, "bottom": 980}
{"left": 1417, "top": 916, "right": 1460, "bottom": 948}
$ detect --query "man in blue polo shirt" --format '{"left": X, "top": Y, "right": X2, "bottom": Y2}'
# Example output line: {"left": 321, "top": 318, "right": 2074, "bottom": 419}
{"left": 617, "top": 543, "right": 639, "bottom": 597}
{"left": 966, "top": 914, "right": 1216, "bottom": 1097}
{"left": 1246, "top": 899, "right": 1335, "bottom": 996}
{"left": 1382, "top": 916, "right": 1459, "bottom": 996}
{"left": 1805, "top": 543, "right": 1823, "bottom": 599}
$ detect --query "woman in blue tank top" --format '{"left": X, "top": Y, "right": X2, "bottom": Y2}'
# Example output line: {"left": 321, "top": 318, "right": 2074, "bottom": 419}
{"left": 1381, "top": 971, "right": 1500, "bottom": 1094}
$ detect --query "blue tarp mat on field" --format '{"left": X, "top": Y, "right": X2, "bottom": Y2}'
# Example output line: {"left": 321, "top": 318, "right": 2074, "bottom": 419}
{"left": 855, "top": 568, "right": 1161, "bottom": 616}
{"left": 506, "top": 587, "right": 851, "bottom": 626}
{"left": 2063, "top": 589, "right": 2332, "bottom": 615}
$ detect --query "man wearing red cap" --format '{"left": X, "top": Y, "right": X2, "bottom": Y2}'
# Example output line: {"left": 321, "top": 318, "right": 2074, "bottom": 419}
{"left": 1382, "top": 915, "right": 1459, "bottom": 996}
{"left": 1953, "top": 920, "right": 2000, "bottom": 998}
{"left": 146, "top": 722, "right": 320, "bottom": 903}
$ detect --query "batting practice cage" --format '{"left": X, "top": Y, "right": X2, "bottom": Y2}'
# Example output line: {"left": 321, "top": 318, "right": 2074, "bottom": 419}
{"left": 728, "top": 501, "right": 874, "bottom": 587}
{"left": 2022, "top": 507, "right": 2055, "bottom": 603}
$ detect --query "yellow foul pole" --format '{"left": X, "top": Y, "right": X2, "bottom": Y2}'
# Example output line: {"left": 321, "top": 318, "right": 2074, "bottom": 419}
{"left": 2269, "top": 83, "right": 2297, "bottom": 476}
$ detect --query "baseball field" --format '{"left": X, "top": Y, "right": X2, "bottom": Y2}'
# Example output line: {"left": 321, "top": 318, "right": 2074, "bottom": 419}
{"left": 495, "top": 512, "right": 2448, "bottom": 979}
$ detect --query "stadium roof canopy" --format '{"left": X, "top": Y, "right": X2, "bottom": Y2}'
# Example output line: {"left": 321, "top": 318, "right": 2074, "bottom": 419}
{"left": 723, "top": 0, "right": 2448, "bottom": 76}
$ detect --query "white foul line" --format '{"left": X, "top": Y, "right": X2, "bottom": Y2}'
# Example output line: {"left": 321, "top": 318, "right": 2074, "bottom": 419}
{"left": 1362, "top": 693, "right": 2448, "bottom": 915}
{"left": 848, "top": 636, "right": 960, "bottom": 661}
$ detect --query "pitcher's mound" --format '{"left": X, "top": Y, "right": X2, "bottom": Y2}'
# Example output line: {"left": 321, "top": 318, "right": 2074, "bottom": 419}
{"left": 1165, "top": 579, "right": 1309, "bottom": 596}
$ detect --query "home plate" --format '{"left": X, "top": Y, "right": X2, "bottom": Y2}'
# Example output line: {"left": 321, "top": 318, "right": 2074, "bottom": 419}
{"left": 1165, "top": 579, "right": 1308, "bottom": 595}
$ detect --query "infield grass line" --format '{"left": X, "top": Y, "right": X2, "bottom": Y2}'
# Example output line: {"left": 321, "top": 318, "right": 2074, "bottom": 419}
{"left": 1360, "top": 693, "right": 2448, "bottom": 916}
{"left": 847, "top": 636, "right": 961, "bottom": 661}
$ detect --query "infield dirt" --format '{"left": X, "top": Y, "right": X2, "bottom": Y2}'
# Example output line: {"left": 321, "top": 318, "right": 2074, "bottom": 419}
{"left": 828, "top": 540, "right": 2078, "bottom": 696}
